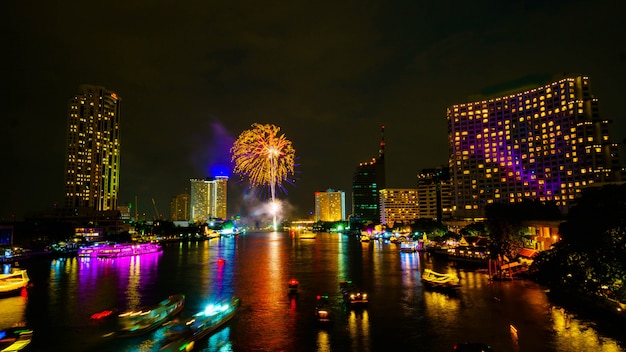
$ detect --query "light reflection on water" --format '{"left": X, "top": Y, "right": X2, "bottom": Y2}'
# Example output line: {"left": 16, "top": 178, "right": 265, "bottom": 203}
{"left": 2, "top": 232, "right": 624, "bottom": 352}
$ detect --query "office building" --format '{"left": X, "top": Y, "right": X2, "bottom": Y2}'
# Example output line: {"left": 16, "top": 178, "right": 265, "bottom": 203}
{"left": 314, "top": 189, "right": 346, "bottom": 222}
{"left": 379, "top": 189, "right": 419, "bottom": 228}
{"left": 190, "top": 176, "right": 228, "bottom": 223}
{"left": 170, "top": 193, "right": 190, "bottom": 221}
{"left": 352, "top": 126, "right": 386, "bottom": 223}
{"left": 63, "top": 85, "right": 121, "bottom": 211}
{"left": 448, "top": 74, "right": 623, "bottom": 219}
{"left": 417, "top": 167, "right": 453, "bottom": 221}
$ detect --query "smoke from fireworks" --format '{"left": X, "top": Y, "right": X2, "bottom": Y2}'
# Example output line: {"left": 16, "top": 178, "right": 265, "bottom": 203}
{"left": 231, "top": 123, "right": 295, "bottom": 229}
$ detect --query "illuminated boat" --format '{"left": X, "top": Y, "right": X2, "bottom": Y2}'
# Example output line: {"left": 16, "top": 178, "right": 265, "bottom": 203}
{"left": 0, "top": 268, "right": 29, "bottom": 296}
{"left": 288, "top": 279, "right": 299, "bottom": 295}
{"left": 159, "top": 297, "right": 241, "bottom": 351}
{"left": 340, "top": 280, "right": 368, "bottom": 308}
{"left": 315, "top": 295, "right": 331, "bottom": 324}
{"left": 298, "top": 231, "right": 317, "bottom": 239}
{"left": 0, "top": 326, "right": 33, "bottom": 352}
{"left": 421, "top": 269, "right": 461, "bottom": 290}
{"left": 78, "top": 242, "right": 162, "bottom": 258}
{"left": 399, "top": 241, "right": 418, "bottom": 252}
{"left": 104, "top": 294, "right": 185, "bottom": 338}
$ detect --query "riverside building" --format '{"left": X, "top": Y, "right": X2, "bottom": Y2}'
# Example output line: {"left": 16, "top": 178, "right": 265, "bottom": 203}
{"left": 190, "top": 176, "right": 228, "bottom": 223}
{"left": 314, "top": 189, "right": 346, "bottom": 222}
{"left": 448, "top": 74, "right": 624, "bottom": 219}
{"left": 352, "top": 126, "right": 386, "bottom": 223}
{"left": 63, "top": 84, "right": 121, "bottom": 211}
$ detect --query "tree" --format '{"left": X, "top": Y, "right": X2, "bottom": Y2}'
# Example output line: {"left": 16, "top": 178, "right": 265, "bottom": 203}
{"left": 532, "top": 184, "right": 626, "bottom": 301}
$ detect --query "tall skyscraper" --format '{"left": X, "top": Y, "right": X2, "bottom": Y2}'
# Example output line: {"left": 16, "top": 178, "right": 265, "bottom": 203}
{"left": 448, "top": 74, "right": 623, "bottom": 219}
{"left": 417, "top": 167, "right": 453, "bottom": 222}
{"left": 315, "top": 189, "right": 346, "bottom": 222}
{"left": 379, "top": 189, "right": 419, "bottom": 228}
{"left": 63, "top": 85, "right": 121, "bottom": 211}
{"left": 352, "top": 126, "right": 386, "bottom": 223}
{"left": 190, "top": 176, "right": 228, "bottom": 223}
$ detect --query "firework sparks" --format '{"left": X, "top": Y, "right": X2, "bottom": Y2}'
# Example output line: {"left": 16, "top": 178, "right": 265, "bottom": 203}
{"left": 231, "top": 123, "right": 295, "bottom": 194}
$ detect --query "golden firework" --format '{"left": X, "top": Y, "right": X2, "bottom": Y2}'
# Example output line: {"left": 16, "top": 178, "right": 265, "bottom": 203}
{"left": 231, "top": 123, "right": 295, "bottom": 189}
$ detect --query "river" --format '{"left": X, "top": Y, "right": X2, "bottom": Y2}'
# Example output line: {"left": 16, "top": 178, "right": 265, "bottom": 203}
{"left": 1, "top": 231, "right": 624, "bottom": 351}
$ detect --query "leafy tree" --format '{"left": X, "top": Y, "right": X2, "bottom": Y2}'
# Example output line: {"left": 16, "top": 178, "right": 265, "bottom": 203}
{"left": 532, "top": 184, "right": 626, "bottom": 301}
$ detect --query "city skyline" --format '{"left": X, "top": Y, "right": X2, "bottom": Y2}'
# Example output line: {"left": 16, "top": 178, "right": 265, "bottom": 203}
{"left": 4, "top": 1, "right": 626, "bottom": 221}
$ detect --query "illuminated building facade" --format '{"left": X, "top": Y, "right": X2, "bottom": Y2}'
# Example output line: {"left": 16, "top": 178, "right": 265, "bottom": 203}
{"left": 315, "top": 189, "right": 346, "bottom": 222}
{"left": 448, "top": 75, "right": 623, "bottom": 219}
{"left": 417, "top": 167, "right": 453, "bottom": 221}
{"left": 352, "top": 126, "right": 386, "bottom": 223}
{"left": 379, "top": 189, "right": 418, "bottom": 227}
{"left": 64, "top": 85, "right": 121, "bottom": 211}
{"left": 170, "top": 192, "right": 190, "bottom": 221}
{"left": 190, "top": 176, "right": 228, "bottom": 223}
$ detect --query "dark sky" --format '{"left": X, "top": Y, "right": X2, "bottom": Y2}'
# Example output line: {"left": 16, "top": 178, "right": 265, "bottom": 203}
{"left": 4, "top": 0, "right": 626, "bottom": 222}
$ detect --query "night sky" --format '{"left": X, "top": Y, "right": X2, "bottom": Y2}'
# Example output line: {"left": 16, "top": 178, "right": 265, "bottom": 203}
{"left": 4, "top": 1, "right": 626, "bottom": 222}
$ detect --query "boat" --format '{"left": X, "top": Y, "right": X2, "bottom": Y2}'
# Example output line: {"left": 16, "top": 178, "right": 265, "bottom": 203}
{"left": 340, "top": 280, "right": 368, "bottom": 308}
{"left": 298, "top": 232, "right": 317, "bottom": 239}
{"left": 288, "top": 279, "right": 299, "bottom": 295}
{"left": 0, "top": 268, "right": 29, "bottom": 296}
{"left": 399, "top": 241, "right": 418, "bottom": 252}
{"left": 159, "top": 297, "right": 241, "bottom": 351}
{"left": 0, "top": 326, "right": 33, "bottom": 351}
{"left": 78, "top": 242, "right": 162, "bottom": 258}
{"left": 421, "top": 269, "right": 461, "bottom": 290}
{"left": 315, "top": 295, "right": 332, "bottom": 324}
{"left": 104, "top": 294, "right": 185, "bottom": 338}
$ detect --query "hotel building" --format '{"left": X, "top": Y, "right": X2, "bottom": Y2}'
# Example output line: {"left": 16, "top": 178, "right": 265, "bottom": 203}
{"left": 379, "top": 189, "right": 419, "bottom": 228}
{"left": 314, "top": 189, "right": 346, "bottom": 222}
{"left": 448, "top": 75, "right": 623, "bottom": 219}
{"left": 170, "top": 192, "right": 190, "bottom": 221}
{"left": 190, "top": 176, "right": 228, "bottom": 223}
{"left": 63, "top": 85, "right": 121, "bottom": 211}
{"left": 352, "top": 126, "right": 386, "bottom": 223}
{"left": 417, "top": 167, "right": 453, "bottom": 222}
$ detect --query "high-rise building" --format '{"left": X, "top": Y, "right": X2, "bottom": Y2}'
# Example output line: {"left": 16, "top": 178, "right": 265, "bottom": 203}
{"left": 170, "top": 193, "right": 190, "bottom": 221}
{"left": 190, "top": 176, "right": 228, "bottom": 223}
{"left": 448, "top": 74, "right": 624, "bottom": 219}
{"left": 352, "top": 126, "right": 386, "bottom": 223}
{"left": 417, "top": 167, "right": 453, "bottom": 221}
{"left": 314, "top": 189, "right": 346, "bottom": 222}
{"left": 63, "top": 85, "right": 121, "bottom": 211}
{"left": 379, "top": 189, "right": 419, "bottom": 228}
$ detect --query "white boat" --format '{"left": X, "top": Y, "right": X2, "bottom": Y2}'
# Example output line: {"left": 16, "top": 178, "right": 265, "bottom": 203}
{"left": 0, "top": 268, "right": 30, "bottom": 296}
{"left": 421, "top": 269, "right": 461, "bottom": 290}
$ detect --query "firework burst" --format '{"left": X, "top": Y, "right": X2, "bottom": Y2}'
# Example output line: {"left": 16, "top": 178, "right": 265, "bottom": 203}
{"left": 231, "top": 123, "right": 295, "bottom": 196}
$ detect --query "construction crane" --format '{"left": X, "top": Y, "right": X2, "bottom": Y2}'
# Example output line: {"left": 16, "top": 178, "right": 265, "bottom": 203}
{"left": 151, "top": 198, "right": 161, "bottom": 220}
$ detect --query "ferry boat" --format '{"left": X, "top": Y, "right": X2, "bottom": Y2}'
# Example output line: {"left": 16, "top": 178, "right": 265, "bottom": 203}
{"left": 340, "top": 280, "right": 368, "bottom": 308}
{"left": 159, "top": 297, "right": 241, "bottom": 351}
{"left": 104, "top": 294, "right": 185, "bottom": 338}
{"left": 78, "top": 242, "right": 162, "bottom": 258}
{"left": 421, "top": 269, "right": 461, "bottom": 290}
{"left": 0, "top": 268, "right": 29, "bottom": 296}
{"left": 0, "top": 326, "right": 33, "bottom": 351}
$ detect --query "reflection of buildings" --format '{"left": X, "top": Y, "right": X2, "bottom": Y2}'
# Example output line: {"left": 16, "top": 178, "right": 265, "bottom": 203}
{"left": 352, "top": 126, "right": 386, "bottom": 223}
{"left": 190, "top": 176, "right": 228, "bottom": 223}
{"left": 417, "top": 167, "right": 453, "bottom": 222}
{"left": 64, "top": 84, "right": 121, "bottom": 212}
{"left": 379, "top": 189, "right": 418, "bottom": 227}
{"left": 314, "top": 189, "right": 346, "bottom": 222}
{"left": 448, "top": 75, "right": 624, "bottom": 219}
{"left": 170, "top": 193, "right": 190, "bottom": 221}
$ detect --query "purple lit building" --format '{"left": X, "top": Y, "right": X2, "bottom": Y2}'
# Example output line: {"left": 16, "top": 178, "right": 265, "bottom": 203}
{"left": 448, "top": 74, "right": 624, "bottom": 220}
